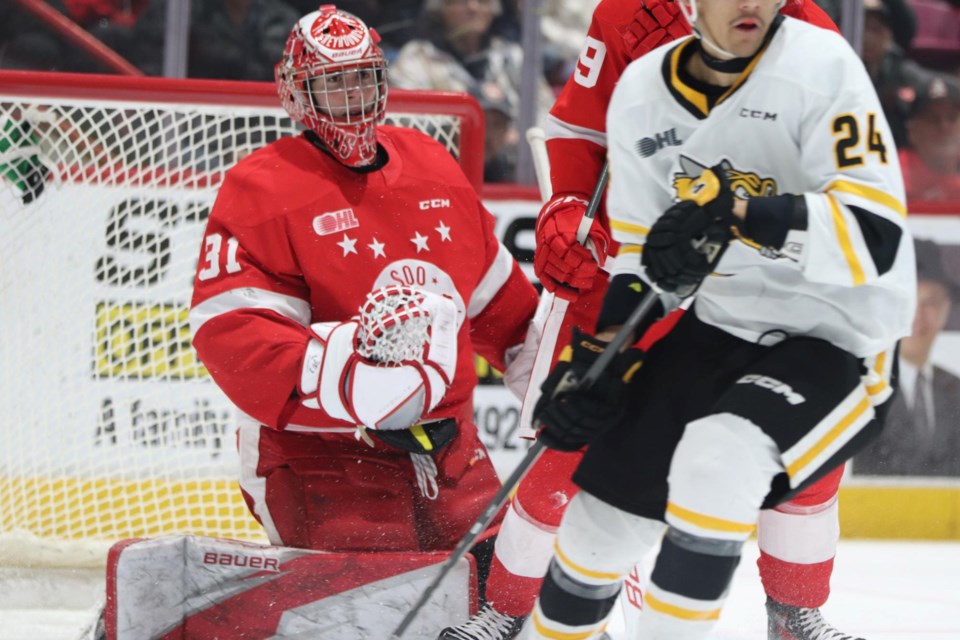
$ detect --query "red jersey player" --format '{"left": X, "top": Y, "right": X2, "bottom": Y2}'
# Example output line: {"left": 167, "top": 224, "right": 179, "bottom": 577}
{"left": 189, "top": 5, "right": 538, "bottom": 557}
{"left": 440, "top": 2, "right": 861, "bottom": 640}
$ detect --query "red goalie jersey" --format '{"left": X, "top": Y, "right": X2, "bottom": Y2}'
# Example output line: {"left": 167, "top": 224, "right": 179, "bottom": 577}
{"left": 545, "top": 0, "right": 838, "bottom": 237}
{"left": 190, "top": 126, "right": 538, "bottom": 433}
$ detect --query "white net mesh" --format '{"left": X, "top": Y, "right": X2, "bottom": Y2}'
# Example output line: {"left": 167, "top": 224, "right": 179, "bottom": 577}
{"left": 357, "top": 286, "right": 431, "bottom": 366}
{"left": 0, "top": 77, "right": 477, "bottom": 567}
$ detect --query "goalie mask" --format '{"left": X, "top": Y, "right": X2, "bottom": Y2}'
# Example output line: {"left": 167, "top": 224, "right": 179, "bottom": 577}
{"left": 275, "top": 5, "right": 388, "bottom": 167}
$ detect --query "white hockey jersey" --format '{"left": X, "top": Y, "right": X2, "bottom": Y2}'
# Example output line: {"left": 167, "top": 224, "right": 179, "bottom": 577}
{"left": 605, "top": 17, "right": 916, "bottom": 358}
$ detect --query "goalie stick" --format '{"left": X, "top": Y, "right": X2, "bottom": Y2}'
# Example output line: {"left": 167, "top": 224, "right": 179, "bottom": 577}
{"left": 518, "top": 127, "right": 609, "bottom": 438}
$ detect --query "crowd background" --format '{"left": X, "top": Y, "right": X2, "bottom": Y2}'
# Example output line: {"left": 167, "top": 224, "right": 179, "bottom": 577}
{"left": 0, "top": 0, "right": 956, "bottom": 190}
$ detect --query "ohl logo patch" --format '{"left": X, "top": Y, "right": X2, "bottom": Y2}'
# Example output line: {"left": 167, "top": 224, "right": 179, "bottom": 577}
{"left": 313, "top": 208, "right": 359, "bottom": 235}
{"left": 636, "top": 128, "right": 682, "bottom": 158}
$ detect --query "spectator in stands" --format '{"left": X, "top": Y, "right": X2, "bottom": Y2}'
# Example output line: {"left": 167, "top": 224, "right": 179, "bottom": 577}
{"left": 539, "top": 0, "right": 602, "bottom": 89}
{"left": 812, "top": 0, "right": 841, "bottom": 26}
{"left": 855, "top": 239, "right": 960, "bottom": 477}
{"left": 62, "top": 0, "right": 148, "bottom": 69}
{"left": 488, "top": 0, "right": 600, "bottom": 90}
{"left": 900, "top": 73, "right": 960, "bottom": 201}
{"left": 862, "top": 0, "right": 927, "bottom": 147}
{"left": 389, "top": 0, "right": 554, "bottom": 182}
{"left": 132, "top": 0, "right": 298, "bottom": 80}
{"left": 0, "top": 1, "right": 79, "bottom": 71}
{"left": 471, "top": 81, "right": 519, "bottom": 183}
{"left": 55, "top": 0, "right": 150, "bottom": 72}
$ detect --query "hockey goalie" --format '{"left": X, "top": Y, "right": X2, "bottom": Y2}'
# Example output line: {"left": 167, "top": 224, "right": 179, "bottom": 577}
{"left": 102, "top": 5, "right": 539, "bottom": 639}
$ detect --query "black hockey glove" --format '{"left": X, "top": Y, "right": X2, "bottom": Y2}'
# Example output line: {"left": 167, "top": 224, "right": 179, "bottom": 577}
{"left": 533, "top": 328, "right": 644, "bottom": 452}
{"left": 642, "top": 165, "right": 740, "bottom": 297}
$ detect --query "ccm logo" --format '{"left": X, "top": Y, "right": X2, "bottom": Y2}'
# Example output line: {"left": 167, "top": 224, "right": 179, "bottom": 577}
{"left": 419, "top": 199, "right": 450, "bottom": 210}
{"left": 736, "top": 374, "right": 806, "bottom": 405}
{"left": 203, "top": 552, "right": 281, "bottom": 572}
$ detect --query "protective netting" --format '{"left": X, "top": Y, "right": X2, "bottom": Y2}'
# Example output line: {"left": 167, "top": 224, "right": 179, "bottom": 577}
{"left": 0, "top": 85, "right": 473, "bottom": 566}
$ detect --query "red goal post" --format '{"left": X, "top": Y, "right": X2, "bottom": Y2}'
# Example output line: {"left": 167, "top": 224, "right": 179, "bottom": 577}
{"left": 0, "top": 71, "right": 484, "bottom": 567}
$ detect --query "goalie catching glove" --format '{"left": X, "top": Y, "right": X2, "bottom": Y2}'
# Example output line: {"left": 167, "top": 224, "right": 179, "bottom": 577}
{"left": 534, "top": 193, "right": 611, "bottom": 300}
{"left": 300, "top": 285, "right": 459, "bottom": 431}
{"left": 532, "top": 328, "right": 644, "bottom": 452}
{"left": 641, "top": 164, "right": 741, "bottom": 297}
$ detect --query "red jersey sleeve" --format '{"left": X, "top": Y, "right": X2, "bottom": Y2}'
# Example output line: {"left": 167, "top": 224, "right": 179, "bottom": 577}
{"left": 468, "top": 205, "right": 539, "bottom": 372}
{"left": 783, "top": 0, "right": 840, "bottom": 33}
{"left": 545, "top": 0, "right": 689, "bottom": 201}
{"left": 189, "top": 164, "right": 314, "bottom": 429}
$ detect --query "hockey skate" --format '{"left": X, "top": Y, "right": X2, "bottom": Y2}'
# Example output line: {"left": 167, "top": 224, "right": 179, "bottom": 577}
{"left": 766, "top": 597, "right": 866, "bottom": 640}
{"left": 437, "top": 603, "right": 525, "bottom": 639}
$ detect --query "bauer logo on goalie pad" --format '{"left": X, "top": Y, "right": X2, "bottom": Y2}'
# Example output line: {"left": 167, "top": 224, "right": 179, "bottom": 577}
{"left": 312, "top": 207, "right": 359, "bottom": 235}
{"left": 202, "top": 551, "right": 280, "bottom": 571}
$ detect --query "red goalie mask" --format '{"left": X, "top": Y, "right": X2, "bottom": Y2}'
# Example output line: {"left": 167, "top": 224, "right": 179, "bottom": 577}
{"left": 275, "top": 5, "right": 388, "bottom": 167}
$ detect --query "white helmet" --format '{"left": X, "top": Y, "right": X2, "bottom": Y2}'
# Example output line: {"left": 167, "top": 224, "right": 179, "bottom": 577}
{"left": 275, "top": 5, "right": 388, "bottom": 167}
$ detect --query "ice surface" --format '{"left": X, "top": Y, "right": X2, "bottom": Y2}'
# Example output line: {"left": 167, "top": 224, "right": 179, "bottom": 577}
{"left": 1, "top": 540, "right": 957, "bottom": 640}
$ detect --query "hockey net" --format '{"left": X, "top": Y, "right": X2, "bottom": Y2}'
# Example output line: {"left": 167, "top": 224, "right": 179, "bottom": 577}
{"left": 0, "top": 71, "right": 484, "bottom": 567}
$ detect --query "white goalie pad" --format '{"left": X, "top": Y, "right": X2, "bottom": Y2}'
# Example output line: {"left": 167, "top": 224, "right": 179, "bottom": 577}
{"left": 103, "top": 535, "right": 476, "bottom": 640}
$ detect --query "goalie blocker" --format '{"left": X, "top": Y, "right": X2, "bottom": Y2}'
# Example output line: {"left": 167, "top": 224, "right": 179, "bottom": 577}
{"left": 102, "top": 535, "right": 477, "bottom": 640}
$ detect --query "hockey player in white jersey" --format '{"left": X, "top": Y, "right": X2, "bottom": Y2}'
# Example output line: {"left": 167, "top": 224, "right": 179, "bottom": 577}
{"left": 525, "top": 1, "right": 915, "bottom": 639}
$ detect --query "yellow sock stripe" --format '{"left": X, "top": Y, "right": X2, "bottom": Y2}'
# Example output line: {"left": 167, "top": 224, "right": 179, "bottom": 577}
{"left": 617, "top": 244, "right": 642, "bottom": 256}
{"left": 786, "top": 395, "right": 871, "bottom": 478}
{"left": 665, "top": 502, "right": 755, "bottom": 534}
{"left": 531, "top": 609, "right": 608, "bottom": 640}
{"left": 553, "top": 540, "right": 623, "bottom": 581}
{"left": 826, "top": 194, "right": 866, "bottom": 286}
{"left": 646, "top": 592, "right": 722, "bottom": 621}
{"left": 827, "top": 179, "right": 907, "bottom": 218}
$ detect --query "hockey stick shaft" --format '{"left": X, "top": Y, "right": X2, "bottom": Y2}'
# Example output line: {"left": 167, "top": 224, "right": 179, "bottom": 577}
{"left": 577, "top": 161, "right": 608, "bottom": 244}
{"left": 391, "top": 289, "right": 661, "bottom": 639}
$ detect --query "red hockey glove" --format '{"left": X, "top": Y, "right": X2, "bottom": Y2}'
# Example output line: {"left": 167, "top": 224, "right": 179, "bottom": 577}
{"left": 624, "top": 0, "right": 690, "bottom": 59}
{"left": 534, "top": 193, "right": 611, "bottom": 301}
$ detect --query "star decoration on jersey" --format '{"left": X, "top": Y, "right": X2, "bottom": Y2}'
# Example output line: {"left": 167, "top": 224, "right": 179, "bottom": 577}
{"left": 368, "top": 238, "right": 386, "bottom": 258}
{"left": 435, "top": 221, "right": 452, "bottom": 241}
{"left": 411, "top": 232, "right": 430, "bottom": 253}
{"left": 337, "top": 234, "right": 358, "bottom": 256}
